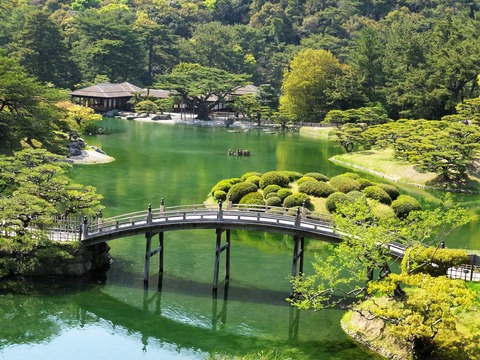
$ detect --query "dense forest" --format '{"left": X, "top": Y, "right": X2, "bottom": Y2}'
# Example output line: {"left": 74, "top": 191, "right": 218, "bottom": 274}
{"left": 3, "top": 0, "right": 480, "bottom": 122}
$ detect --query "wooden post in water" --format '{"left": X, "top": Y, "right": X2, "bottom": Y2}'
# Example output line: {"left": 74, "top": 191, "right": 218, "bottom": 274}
{"left": 213, "top": 227, "right": 231, "bottom": 290}
{"left": 144, "top": 231, "right": 152, "bottom": 283}
{"left": 98, "top": 210, "right": 103, "bottom": 232}
{"left": 290, "top": 234, "right": 305, "bottom": 297}
{"left": 158, "top": 232, "right": 164, "bottom": 274}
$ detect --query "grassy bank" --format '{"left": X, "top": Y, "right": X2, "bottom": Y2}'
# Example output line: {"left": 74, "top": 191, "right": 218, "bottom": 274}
{"left": 299, "top": 126, "right": 335, "bottom": 139}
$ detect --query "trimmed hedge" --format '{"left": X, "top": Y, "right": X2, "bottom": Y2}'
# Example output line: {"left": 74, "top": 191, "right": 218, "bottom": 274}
{"left": 297, "top": 176, "right": 317, "bottom": 185}
{"left": 376, "top": 183, "right": 400, "bottom": 200}
{"left": 283, "top": 192, "right": 311, "bottom": 208}
{"left": 346, "top": 190, "right": 367, "bottom": 203}
{"left": 241, "top": 171, "right": 263, "bottom": 181}
{"left": 329, "top": 175, "right": 361, "bottom": 193}
{"left": 213, "top": 190, "right": 227, "bottom": 202}
{"left": 371, "top": 203, "right": 396, "bottom": 220}
{"left": 303, "top": 172, "right": 329, "bottom": 182}
{"left": 357, "top": 178, "right": 374, "bottom": 190}
{"left": 210, "top": 177, "right": 242, "bottom": 196}
{"left": 239, "top": 192, "right": 265, "bottom": 205}
{"left": 277, "top": 188, "right": 293, "bottom": 201}
{"left": 362, "top": 185, "right": 392, "bottom": 205}
{"left": 259, "top": 171, "right": 290, "bottom": 189}
{"left": 341, "top": 172, "right": 360, "bottom": 180}
{"left": 265, "top": 196, "right": 282, "bottom": 207}
{"left": 245, "top": 175, "right": 261, "bottom": 187}
{"left": 281, "top": 171, "right": 304, "bottom": 181}
{"left": 298, "top": 180, "right": 335, "bottom": 198}
{"left": 391, "top": 195, "right": 421, "bottom": 219}
{"left": 227, "top": 182, "right": 258, "bottom": 203}
{"left": 401, "top": 245, "right": 468, "bottom": 277}
{"left": 263, "top": 184, "right": 282, "bottom": 197}
{"left": 325, "top": 192, "right": 350, "bottom": 213}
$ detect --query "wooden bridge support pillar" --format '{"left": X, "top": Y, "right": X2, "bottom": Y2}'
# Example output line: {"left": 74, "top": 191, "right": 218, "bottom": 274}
{"left": 144, "top": 231, "right": 164, "bottom": 284}
{"left": 213, "top": 228, "right": 231, "bottom": 290}
{"left": 290, "top": 235, "right": 305, "bottom": 297}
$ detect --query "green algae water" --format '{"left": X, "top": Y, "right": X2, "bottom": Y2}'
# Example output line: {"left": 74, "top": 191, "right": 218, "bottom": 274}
{"left": 1, "top": 118, "right": 478, "bottom": 359}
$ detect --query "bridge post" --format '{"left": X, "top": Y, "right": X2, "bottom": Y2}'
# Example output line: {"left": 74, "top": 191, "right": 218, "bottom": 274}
{"left": 213, "top": 228, "right": 222, "bottom": 289}
{"left": 160, "top": 198, "right": 165, "bottom": 214}
{"left": 290, "top": 235, "right": 305, "bottom": 297}
{"left": 98, "top": 210, "right": 103, "bottom": 232}
{"left": 227, "top": 195, "right": 232, "bottom": 210}
{"left": 147, "top": 204, "right": 152, "bottom": 225}
{"left": 295, "top": 207, "right": 301, "bottom": 227}
{"left": 301, "top": 200, "right": 307, "bottom": 218}
{"left": 144, "top": 232, "right": 152, "bottom": 283}
{"left": 217, "top": 200, "right": 223, "bottom": 220}
{"left": 81, "top": 216, "right": 88, "bottom": 240}
{"left": 158, "top": 232, "right": 164, "bottom": 274}
{"left": 225, "top": 229, "right": 231, "bottom": 281}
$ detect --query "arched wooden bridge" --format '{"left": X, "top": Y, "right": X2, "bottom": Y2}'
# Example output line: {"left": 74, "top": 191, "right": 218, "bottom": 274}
{"left": 51, "top": 201, "right": 406, "bottom": 293}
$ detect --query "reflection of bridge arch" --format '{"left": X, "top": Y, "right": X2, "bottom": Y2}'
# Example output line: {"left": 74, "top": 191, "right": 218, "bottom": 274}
{"left": 77, "top": 203, "right": 341, "bottom": 291}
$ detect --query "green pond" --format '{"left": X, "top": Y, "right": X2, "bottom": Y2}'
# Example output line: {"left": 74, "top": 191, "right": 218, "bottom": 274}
{"left": 1, "top": 118, "right": 478, "bottom": 360}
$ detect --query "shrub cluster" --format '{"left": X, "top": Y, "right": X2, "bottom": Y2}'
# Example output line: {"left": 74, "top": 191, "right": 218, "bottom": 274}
{"left": 283, "top": 192, "right": 310, "bottom": 208}
{"left": 391, "top": 195, "right": 421, "bottom": 218}
{"left": 329, "top": 175, "right": 361, "bottom": 193}
{"left": 239, "top": 192, "right": 265, "bottom": 205}
{"left": 259, "top": 171, "right": 290, "bottom": 189}
{"left": 263, "top": 184, "right": 282, "bottom": 197}
{"left": 277, "top": 188, "right": 293, "bottom": 201}
{"left": 362, "top": 185, "right": 392, "bottom": 205}
{"left": 298, "top": 180, "right": 335, "bottom": 198}
{"left": 265, "top": 196, "right": 282, "bottom": 207}
{"left": 297, "top": 176, "right": 317, "bottom": 185}
{"left": 241, "top": 171, "right": 263, "bottom": 181}
{"left": 376, "top": 183, "right": 400, "bottom": 200}
{"left": 213, "top": 190, "right": 227, "bottom": 201}
{"left": 210, "top": 178, "right": 242, "bottom": 196}
{"left": 325, "top": 192, "right": 350, "bottom": 213}
{"left": 280, "top": 171, "right": 304, "bottom": 181}
{"left": 227, "top": 182, "right": 258, "bottom": 203}
{"left": 245, "top": 175, "right": 261, "bottom": 187}
{"left": 303, "top": 172, "right": 329, "bottom": 182}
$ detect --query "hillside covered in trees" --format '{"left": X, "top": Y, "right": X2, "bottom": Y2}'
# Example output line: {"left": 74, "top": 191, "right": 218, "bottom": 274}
{"left": 3, "top": 0, "right": 480, "bottom": 123}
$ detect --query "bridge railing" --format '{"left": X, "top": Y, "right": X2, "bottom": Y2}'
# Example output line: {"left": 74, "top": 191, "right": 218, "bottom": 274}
{"left": 83, "top": 202, "right": 335, "bottom": 239}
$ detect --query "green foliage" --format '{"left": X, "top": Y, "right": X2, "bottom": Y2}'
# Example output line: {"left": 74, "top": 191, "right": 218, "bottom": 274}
{"left": 296, "top": 176, "right": 316, "bottom": 185}
{"left": 376, "top": 184, "right": 400, "bottom": 200}
{"left": 303, "top": 172, "right": 329, "bottom": 182}
{"left": 324, "top": 106, "right": 390, "bottom": 126}
{"left": 401, "top": 245, "right": 468, "bottom": 277}
{"left": 135, "top": 100, "right": 158, "bottom": 115}
{"left": 280, "top": 171, "right": 303, "bottom": 181}
{"left": 210, "top": 178, "right": 242, "bottom": 196}
{"left": 213, "top": 190, "right": 227, "bottom": 202}
{"left": 265, "top": 196, "right": 282, "bottom": 207}
{"left": 356, "top": 178, "right": 374, "bottom": 190}
{"left": 391, "top": 195, "right": 421, "bottom": 219}
{"left": 325, "top": 192, "right": 349, "bottom": 213}
{"left": 241, "top": 171, "right": 263, "bottom": 181}
{"left": 245, "top": 175, "right": 261, "bottom": 187}
{"left": 239, "top": 191, "right": 265, "bottom": 205}
{"left": 262, "top": 184, "right": 281, "bottom": 197}
{"left": 371, "top": 202, "right": 396, "bottom": 220}
{"left": 258, "top": 171, "right": 290, "bottom": 189}
{"left": 362, "top": 185, "right": 392, "bottom": 205}
{"left": 298, "top": 180, "right": 335, "bottom": 198}
{"left": 329, "top": 175, "right": 361, "bottom": 193}
{"left": 283, "top": 192, "right": 310, "bottom": 208}
{"left": 227, "top": 182, "right": 258, "bottom": 203}
{"left": 276, "top": 188, "right": 293, "bottom": 202}
{"left": 81, "top": 121, "right": 99, "bottom": 135}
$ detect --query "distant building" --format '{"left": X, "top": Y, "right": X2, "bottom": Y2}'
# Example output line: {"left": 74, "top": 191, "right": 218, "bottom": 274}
{"left": 70, "top": 82, "right": 257, "bottom": 112}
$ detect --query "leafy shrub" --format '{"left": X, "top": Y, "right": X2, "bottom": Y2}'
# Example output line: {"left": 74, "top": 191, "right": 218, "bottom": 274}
{"left": 277, "top": 188, "right": 293, "bottom": 201}
{"left": 341, "top": 172, "right": 360, "bottom": 180}
{"left": 298, "top": 180, "right": 335, "bottom": 198}
{"left": 82, "top": 122, "right": 99, "bottom": 135}
{"left": 263, "top": 184, "right": 281, "bottom": 197}
{"left": 227, "top": 182, "right": 258, "bottom": 203}
{"left": 281, "top": 171, "right": 304, "bottom": 181}
{"left": 362, "top": 185, "right": 392, "bottom": 205}
{"left": 346, "top": 190, "right": 367, "bottom": 203}
{"left": 371, "top": 203, "right": 396, "bottom": 220}
{"left": 213, "top": 190, "right": 227, "bottom": 202}
{"left": 259, "top": 171, "right": 290, "bottom": 189}
{"left": 376, "top": 183, "right": 400, "bottom": 200}
{"left": 325, "top": 192, "right": 350, "bottom": 213}
{"left": 210, "top": 178, "right": 242, "bottom": 196}
{"left": 245, "top": 175, "right": 261, "bottom": 187}
{"left": 265, "top": 191, "right": 279, "bottom": 199}
{"left": 391, "top": 195, "right": 421, "bottom": 219}
{"left": 357, "top": 178, "right": 374, "bottom": 190}
{"left": 265, "top": 196, "right": 282, "bottom": 207}
{"left": 329, "top": 175, "right": 361, "bottom": 193}
{"left": 239, "top": 192, "right": 265, "bottom": 205}
{"left": 283, "top": 192, "right": 311, "bottom": 208}
{"left": 401, "top": 245, "right": 468, "bottom": 277}
{"left": 297, "top": 176, "right": 317, "bottom": 185}
{"left": 241, "top": 171, "right": 263, "bottom": 181}
{"left": 303, "top": 172, "right": 329, "bottom": 182}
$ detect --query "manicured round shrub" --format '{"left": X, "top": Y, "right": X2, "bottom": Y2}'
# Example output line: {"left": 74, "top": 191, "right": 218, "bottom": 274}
{"left": 277, "top": 188, "right": 293, "bottom": 201}
{"left": 265, "top": 196, "right": 282, "bottom": 207}
{"left": 263, "top": 184, "right": 282, "bottom": 197}
{"left": 245, "top": 175, "right": 261, "bottom": 187}
{"left": 303, "top": 172, "right": 329, "bottom": 182}
{"left": 329, "top": 175, "right": 361, "bottom": 193}
{"left": 259, "top": 171, "right": 290, "bottom": 189}
{"left": 325, "top": 192, "right": 350, "bottom": 213}
{"left": 227, "top": 182, "right": 258, "bottom": 203}
{"left": 239, "top": 192, "right": 265, "bottom": 205}
{"left": 298, "top": 180, "right": 335, "bottom": 198}
{"left": 265, "top": 191, "right": 279, "bottom": 199}
{"left": 210, "top": 177, "right": 242, "bottom": 196}
{"left": 297, "top": 176, "right": 317, "bottom": 185}
{"left": 346, "top": 190, "right": 367, "bottom": 203}
{"left": 341, "top": 172, "right": 360, "bottom": 180}
{"left": 357, "top": 178, "right": 374, "bottom": 190}
{"left": 362, "top": 185, "right": 392, "bottom": 205}
{"left": 281, "top": 171, "right": 304, "bottom": 181}
{"left": 391, "top": 195, "right": 421, "bottom": 219}
{"left": 376, "top": 183, "right": 400, "bottom": 201}
{"left": 213, "top": 190, "right": 227, "bottom": 202}
{"left": 283, "top": 192, "right": 311, "bottom": 208}
{"left": 241, "top": 171, "right": 263, "bottom": 181}
{"left": 371, "top": 203, "right": 396, "bottom": 220}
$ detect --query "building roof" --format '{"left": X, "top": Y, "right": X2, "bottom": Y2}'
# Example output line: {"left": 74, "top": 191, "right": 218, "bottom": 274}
{"left": 232, "top": 84, "right": 258, "bottom": 96}
{"left": 143, "top": 88, "right": 171, "bottom": 99}
{"left": 70, "top": 82, "right": 144, "bottom": 98}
